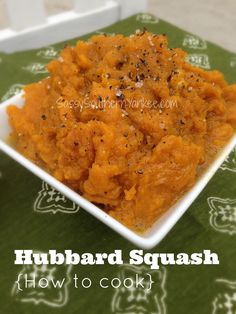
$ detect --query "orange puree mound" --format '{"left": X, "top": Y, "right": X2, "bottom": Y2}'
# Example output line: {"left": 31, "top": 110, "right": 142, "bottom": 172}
{"left": 7, "top": 31, "right": 236, "bottom": 231}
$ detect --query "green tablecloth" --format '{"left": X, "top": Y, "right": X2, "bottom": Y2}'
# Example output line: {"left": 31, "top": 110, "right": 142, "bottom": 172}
{"left": 0, "top": 13, "right": 236, "bottom": 314}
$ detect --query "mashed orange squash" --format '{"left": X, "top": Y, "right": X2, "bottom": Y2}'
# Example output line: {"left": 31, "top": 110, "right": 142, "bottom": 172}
{"left": 7, "top": 31, "right": 236, "bottom": 231}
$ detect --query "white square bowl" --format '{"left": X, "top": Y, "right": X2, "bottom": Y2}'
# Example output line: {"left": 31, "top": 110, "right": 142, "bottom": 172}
{"left": 0, "top": 92, "right": 236, "bottom": 249}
